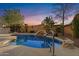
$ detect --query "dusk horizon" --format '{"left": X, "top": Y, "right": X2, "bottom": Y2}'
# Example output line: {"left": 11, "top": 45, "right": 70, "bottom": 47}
{"left": 0, "top": 3, "right": 79, "bottom": 25}
{"left": 0, "top": 3, "right": 53, "bottom": 25}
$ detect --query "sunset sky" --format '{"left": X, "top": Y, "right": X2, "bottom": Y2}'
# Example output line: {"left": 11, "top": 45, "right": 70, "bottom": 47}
{"left": 0, "top": 3, "right": 79, "bottom": 25}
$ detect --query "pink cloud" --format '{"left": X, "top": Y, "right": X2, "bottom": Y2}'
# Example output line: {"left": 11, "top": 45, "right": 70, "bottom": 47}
{"left": 24, "top": 14, "right": 75, "bottom": 26}
{"left": 24, "top": 14, "right": 50, "bottom": 25}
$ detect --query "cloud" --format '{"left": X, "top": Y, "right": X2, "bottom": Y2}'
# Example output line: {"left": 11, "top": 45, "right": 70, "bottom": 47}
{"left": 24, "top": 14, "right": 51, "bottom": 25}
{"left": 24, "top": 13, "right": 75, "bottom": 26}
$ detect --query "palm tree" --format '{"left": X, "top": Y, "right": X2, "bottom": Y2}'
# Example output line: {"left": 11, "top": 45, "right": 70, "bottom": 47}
{"left": 41, "top": 16, "right": 55, "bottom": 56}
{"left": 42, "top": 16, "right": 54, "bottom": 33}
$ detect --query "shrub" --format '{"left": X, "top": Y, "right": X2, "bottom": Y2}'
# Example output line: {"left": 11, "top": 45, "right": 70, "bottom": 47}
{"left": 73, "top": 14, "right": 79, "bottom": 38}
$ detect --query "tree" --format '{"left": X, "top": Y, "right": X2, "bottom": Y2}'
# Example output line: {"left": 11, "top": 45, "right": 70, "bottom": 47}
{"left": 41, "top": 16, "right": 54, "bottom": 33}
{"left": 20, "top": 24, "right": 26, "bottom": 33}
{"left": 41, "top": 16, "right": 55, "bottom": 56}
{"left": 10, "top": 24, "right": 21, "bottom": 32}
{"left": 3, "top": 9, "right": 24, "bottom": 26}
{"left": 72, "top": 14, "right": 79, "bottom": 38}
{"left": 2, "top": 9, "right": 24, "bottom": 32}
{"left": 52, "top": 4, "right": 77, "bottom": 37}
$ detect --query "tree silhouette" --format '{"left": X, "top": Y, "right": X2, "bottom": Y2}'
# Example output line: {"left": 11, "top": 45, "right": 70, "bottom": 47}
{"left": 41, "top": 16, "right": 54, "bottom": 33}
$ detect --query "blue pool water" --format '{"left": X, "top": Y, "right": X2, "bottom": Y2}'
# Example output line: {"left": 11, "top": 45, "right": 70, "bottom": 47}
{"left": 11, "top": 35, "right": 62, "bottom": 48}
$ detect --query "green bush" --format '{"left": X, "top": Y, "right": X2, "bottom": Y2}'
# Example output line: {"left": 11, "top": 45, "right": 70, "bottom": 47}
{"left": 73, "top": 14, "right": 79, "bottom": 38}
{"left": 10, "top": 24, "right": 28, "bottom": 33}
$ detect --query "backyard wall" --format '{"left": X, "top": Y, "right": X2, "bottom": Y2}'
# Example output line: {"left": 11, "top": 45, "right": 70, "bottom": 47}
{"left": 64, "top": 24, "right": 73, "bottom": 39}
{"left": 0, "top": 28, "right": 10, "bottom": 34}
{"left": 27, "top": 25, "right": 44, "bottom": 33}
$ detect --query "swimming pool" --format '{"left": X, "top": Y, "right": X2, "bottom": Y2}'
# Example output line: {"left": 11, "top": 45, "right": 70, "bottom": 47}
{"left": 11, "top": 35, "right": 62, "bottom": 48}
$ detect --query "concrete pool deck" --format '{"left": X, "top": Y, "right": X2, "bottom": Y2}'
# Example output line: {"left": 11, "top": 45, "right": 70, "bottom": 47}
{"left": 0, "top": 45, "right": 52, "bottom": 56}
{"left": 0, "top": 45, "right": 79, "bottom": 56}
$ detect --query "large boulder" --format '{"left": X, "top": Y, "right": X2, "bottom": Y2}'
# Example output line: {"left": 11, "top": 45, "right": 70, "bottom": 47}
{"left": 62, "top": 38, "right": 74, "bottom": 49}
{"left": 36, "top": 30, "right": 46, "bottom": 36}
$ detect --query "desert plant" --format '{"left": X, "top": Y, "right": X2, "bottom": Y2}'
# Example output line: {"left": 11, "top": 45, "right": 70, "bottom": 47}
{"left": 72, "top": 14, "right": 79, "bottom": 38}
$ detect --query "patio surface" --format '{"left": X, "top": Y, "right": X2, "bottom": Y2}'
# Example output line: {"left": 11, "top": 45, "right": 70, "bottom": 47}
{"left": 0, "top": 45, "right": 79, "bottom": 56}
